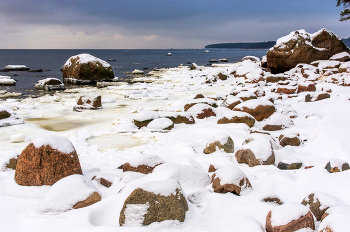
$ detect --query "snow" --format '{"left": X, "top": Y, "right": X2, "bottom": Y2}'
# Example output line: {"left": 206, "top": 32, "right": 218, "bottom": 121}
{"left": 330, "top": 52, "right": 350, "bottom": 60}
{"left": 238, "top": 135, "right": 274, "bottom": 162}
{"left": 236, "top": 60, "right": 260, "bottom": 76}
{"left": 270, "top": 203, "right": 310, "bottom": 227}
{"left": 10, "top": 133, "right": 26, "bottom": 143}
{"left": 0, "top": 76, "right": 16, "bottom": 85}
{"left": 133, "top": 111, "right": 160, "bottom": 121}
{"left": 147, "top": 118, "right": 173, "bottom": 130}
{"left": 318, "top": 214, "right": 350, "bottom": 232}
{"left": 218, "top": 110, "right": 255, "bottom": 121}
{"left": 328, "top": 158, "right": 348, "bottom": 170}
{"left": 123, "top": 203, "right": 150, "bottom": 227}
{"left": 139, "top": 179, "right": 183, "bottom": 197}
{"left": 234, "top": 99, "right": 274, "bottom": 110}
{"left": 276, "top": 30, "right": 309, "bottom": 47}
{"left": 127, "top": 155, "right": 164, "bottom": 168}
{"left": 36, "top": 174, "right": 99, "bottom": 214}
{"left": 187, "top": 103, "right": 215, "bottom": 117}
{"left": 208, "top": 133, "right": 230, "bottom": 145}
{"left": 64, "top": 54, "right": 111, "bottom": 68}
{"left": 32, "top": 135, "right": 76, "bottom": 154}
{"left": 303, "top": 191, "right": 342, "bottom": 210}
{"left": 4, "top": 65, "right": 28, "bottom": 69}
{"left": 214, "top": 165, "right": 247, "bottom": 186}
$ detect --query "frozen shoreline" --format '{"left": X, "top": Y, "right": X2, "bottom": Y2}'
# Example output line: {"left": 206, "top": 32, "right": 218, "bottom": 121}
{"left": 1, "top": 58, "right": 350, "bottom": 231}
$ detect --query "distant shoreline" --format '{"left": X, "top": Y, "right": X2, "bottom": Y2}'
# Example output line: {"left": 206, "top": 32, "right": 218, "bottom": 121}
{"left": 206, "top": 37, "right": 350, "bottom": 49}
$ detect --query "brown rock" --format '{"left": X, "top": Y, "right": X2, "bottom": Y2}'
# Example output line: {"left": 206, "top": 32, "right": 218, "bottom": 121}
{"left": 92, "top": 176, "right": 113, "bottom": 188}
{"left": 208, "top": 164, "right": 218, "bottom": 173}
{"left": 262, "top": 124, "right": 283, "bottom": 131}
{"left": 265, "top": 75, "right": 287, "bottom": 83}
{"left": 234, "top": 103, "right": 275, "bottom": 121}
{"left": 134, "top": 119, "right": 153, "bottom": 128}
{"left": 297, "top": 83, "right": 316, "bottom": 93}
{"left": 276, "top": 87, "right": 296, "bottom": 94}
{"left": 0, "top": 110, "right": 11, "bottom": 120}
{"left": 62, "top": 54, "right": 114, "bottom": 81}
{"left": 203, "top": 134, "right": 234, "bottom": 154}
{"left": 211, "top": 169, "right": 252, "bottom": 195}
{"left": 279, "top": 134, "right": 301, "bottom": 147}
{"left": 315, "top": 93, "right": 330, "bottom": 101}
{"left": 5, "top": 158, "right": 17, "bottom": 170}
{"left": 196, "top": 108, "right": 216, "bottom": 119}
{"left": 123, "top": 163, "right": 162, "bottom": 174}
{"left": 184, "top": 102, "right": 218, "bottom": 111}
{"left": 266, "top": 210, "right": 315, "bottom": 232}
{"left": 277, "top": 161, "right": 302, "bottom": 170}
{"left": 325, "top": 158, "right": 350, "bottom": 173}
{"left": 166, "top": 115, "right": 195, "bottom": 124}
{"left": 217, "top": 114, "right": 255, "bottom": 128}
{"left": 301, "top": 193, "right": 330, "bottom": 221}
{"left": 217, "top": 72, "right": 228, "bottom": 80}
{"left": 194, "top": 94, "right": 205, "bottom": 99}
{"left": 235, "top": 149, "right": 275, "bottom": 167}
{"left": 262, "top": 197, "right": 283, "bottom": 205}
{"left": 74, "top": 95, "right": 102, "bottom": 111}
{"left": 15, "top": 141, "right": 82, "bottom": 186}
{"left": 119, "top": 181, "right": 188, "bottom": 226}
{"left": 73, "top": 191, "right": 101, "bottom": 209}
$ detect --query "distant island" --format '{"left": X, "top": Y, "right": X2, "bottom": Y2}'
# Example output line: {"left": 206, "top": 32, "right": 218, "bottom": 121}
{"left": 205, "top": 37, "right": 350, "bottom": 49}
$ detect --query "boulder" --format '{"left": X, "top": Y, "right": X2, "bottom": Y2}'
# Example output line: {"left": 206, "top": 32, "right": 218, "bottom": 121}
{"left": 266, "top": 203, "right": 315, "bottom": 232}
{"left": 277, "top": 159, "right": 302, "bottom": 170}
{"left": 276, "top": 87, "right": 296, "bottom": 95}
{"left": 187, "top": 103, "right": 216, "bottom": 119}
{"left": 36, "top": 174, "right": 101, "bottom": 214}
{"left": 133, "top": 111, "right": 160, "bottom": 128}
{"left": 279, "top": 132, "right": 301, "bottom": 147}
{"left": 211, "top": 165, "right": 252, "bottom": 195}
{"left": 35, "top": 78, "right": 65, "bottom": 91}
{"left": 235, "top": 135, "right": 275, "bottom": 167}
{"left": 15, "top": 135, "right": 83, "bottom": 186}
{"left": 147, "top": 118, "right": 174, "bottom": 130}
{"left": 203, "top": 133, "right": 234, "bottom": 154}
{"left": 164, "top": 112, "right": 195, "bottom": 124}
{"left": 267, "top": 29, "right": 350, "bottom": 73}
{"left": 119, "top": 180, "right": 188, "bottom": 226}
{"left": 325, "top": 158, "right": 350, "bottom": 173}
{"left": 217, "top": 72, "right": 228, "bottom": 80}
{"left": 234, "top": 99, "right": 275, "bottom": 121}
{"left": 62, "top": 54, "right": 114, "bottom": 83}
{"left": 73, "top": 95, "right": 102, "bottom": 111}
{"left": 262, "top": 113, "right": 294, "bottom": 131}
{"left": 301, "top": 192, "right": 342, "bottom": 221}
{"left": 265, "top": 74, "right": 287, "bottom": 83}
{"left": 220, "top": 95, "right": 242, "bottom": 110}
{"left": 217, "top": 110, "right": 255, "bottom": 127}
{"left": 236, "top": 91, "right": 257, "bottom": 101}
{"left": 190, "top": 63, "right": 201, "bottom": 71}
{"left": 123, "top": 155, "right": 165, "bottom": 174}
{"left": 184, "top": 99, "right": 218, "bottom": 111}
{"left": 297, "top": 82, "right": 316, "bottom": 93}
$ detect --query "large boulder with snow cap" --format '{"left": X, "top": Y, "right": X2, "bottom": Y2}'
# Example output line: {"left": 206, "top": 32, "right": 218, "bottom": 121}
{"left": 267, "top": 29, "right": 350, "bottom": 73}
{"left": 36, "top": 174, "right": 101, "bottom": 214}
{"left": 119, "top": 180, "right": 188, "bottom": 226}
{"left": 62, "top": 53, "right": 114, "bottom": 82}
{"left": 203, "top": 133, "right": 234, "bottom": 154}
{"left": 266, "top": 203, "right": 315, "bottom": 232}
{"left": 235, "top": 135, "right": 275, "bottom": 167}
{"left": 123, "top": 155, "right": 165, "bottom": 174}
{"left": 15, "top": 135, "right": 83, "bottom": 186}
{"left": 211, "top": 165, "right": 252, "bottom": 195}
{"left": 217, "top": 110, "right": 255, "bottom": 127}
{"left": 234, "top": 99, "right": 275, "bottom": 121}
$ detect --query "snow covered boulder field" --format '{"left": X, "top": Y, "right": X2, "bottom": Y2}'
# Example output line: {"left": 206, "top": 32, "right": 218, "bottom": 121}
{"left": 1, "top": 33, "right": 350, "bottom": 231}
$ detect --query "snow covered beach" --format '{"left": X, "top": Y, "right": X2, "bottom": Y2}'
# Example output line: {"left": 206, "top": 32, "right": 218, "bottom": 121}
{"left": 1, "top": 30, "right": 350, "bottom": 231}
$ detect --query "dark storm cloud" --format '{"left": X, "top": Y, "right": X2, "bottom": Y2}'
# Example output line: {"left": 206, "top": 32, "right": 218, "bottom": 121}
{"left": 0, "top": 0, "right": 347, "bottom": 48}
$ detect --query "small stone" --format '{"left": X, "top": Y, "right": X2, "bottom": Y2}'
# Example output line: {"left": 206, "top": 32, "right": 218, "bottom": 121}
{"left": 277, "top": 160, "right": 302, "bottom": 170}
{"left": 325, "top": 158, "right": 350, "bottom": 173}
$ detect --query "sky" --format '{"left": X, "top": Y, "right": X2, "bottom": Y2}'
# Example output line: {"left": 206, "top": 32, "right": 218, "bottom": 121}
{"left": 0, "top": 0, "right": 349, "bottom": 49}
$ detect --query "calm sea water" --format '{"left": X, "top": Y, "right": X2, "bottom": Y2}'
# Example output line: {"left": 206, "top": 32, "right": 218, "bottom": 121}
{"left": 0, "top": 49, "right": 268, "bottom": 97}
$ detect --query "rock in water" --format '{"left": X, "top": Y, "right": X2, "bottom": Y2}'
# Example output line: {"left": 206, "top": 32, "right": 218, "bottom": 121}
{"left": 119, "top": 180, "right": 188, "bottom": 226}
{"left": 35, "top": 78, "right": 65, "bottom": 91}
{"left": 15, "top": 135, "right": 83, "bottom": 186}
{"left": 267, "top": 29, "right": 350, "bottom": 73}
{"left": 62, "top": 53, "right": 114, "bottom": 83}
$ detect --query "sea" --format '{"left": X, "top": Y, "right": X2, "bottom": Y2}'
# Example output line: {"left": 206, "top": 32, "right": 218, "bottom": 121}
{"left": 0, "top": 49, "right": 268, "bottom": 97}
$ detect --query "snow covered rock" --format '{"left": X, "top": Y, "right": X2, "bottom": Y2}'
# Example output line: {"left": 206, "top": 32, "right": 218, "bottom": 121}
{"left": 266, "top": 28, "right": 350, "bottom": 73}
{"left": 217, "top": 72, "right": 228, "bottom": 80}
{"left": 211, "top": 165, "right": 252, "bottom": 195}
{"left": 15, "top": 135, "right": 83, "bottom": 186}
{"left": 35, "top": 78, "right": 65, "bottom": 91}
{"left": 133, "top": 111, "right": 160, "bottom": 128}
{"left": 265, "top": 74, "right": 287, "bottom": 83}
{"left": 242, "top": 56, "right": 260, "bottom": 62}
{"left": 297, "top": 82, "right": 316, "bottom": 93}
{"left": 330, "top": 52, "right": 350, "bottom": 62}
{"left": 164, "top": 112, "right": 195, "bottom": 124}
{"left": 279, "top": 132, "right": 301, "bottom": 147}
{"left": 123, "top": 155, "right": 165, "bottom": 174}
{"left": 235, "top": 135, "right": 275, "bottom": 167}
{"left": 301, "top": 192, "right": 342, "bottom": 221}
{"left": 325, "top": 158, "right": 350, "bottom": 173}
{"left": 187, "top": 103, "right": 216, "bottom": 119}
{"left": 276, "top": 86, "right": 297, "bottom": 95}
{"left": 184, "top": 99, "right": 218, "bottom": 111}
{"left": 36, "top": 174, "right": 101, "bottom": 214}
{"left": 217, "top": 110, "right": 256, "bottom": 127}
{"left": 319, "top": 214, "right": 350, "bottom": 232}
{"left": 203, "top": 133, "right": 234, "bottom": 154}
{"left": 277, "top": 159, "right": 303, "bottom": 170}
{"left": 234, "top": 99, "right": 275, "bottom": 121}
{"left": 147, "top": 118, "right": 174, "bottom": 130}
{"left": 0, "top": 106, "right": 24, "bottom": 127}
{"left": 236, "top": 91, "right": 257, "bottom": 102}
{"left": 305, "top": 92, "right": 331, "bottom": 102}
{"left": 236, "top": 59, "right": 261, "bottom": 77}
{"left": 266, "top": 203, "right": 315, "bottom": 232}
{"left": 62, "top": 53, "right": 114, "bottom": 82}
{"left": 190, "top": 63, "right": 201, "bottom": 71}
{"left": 119, "top": 180, "right": 188, "bottom": 226}
{"left": 73, "top": 95, "right": 102, "bottom": 111}
{"left": 220, "top": 95, "right": 242, "bottom": 110}
{"left": 2, "top": 65, "right": 29, "bottom": 71}
{"left": 262, "top": 113, "right": 294, "bottom": 131}
{"left": 0, "top": 75, "right": 16, "bottom": 86}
